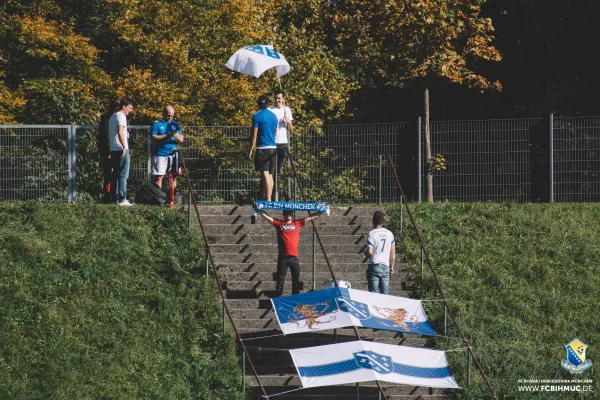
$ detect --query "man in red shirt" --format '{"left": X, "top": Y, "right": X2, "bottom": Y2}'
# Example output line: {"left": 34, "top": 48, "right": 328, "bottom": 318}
{"left": 257, "top": 208, "right": 323, "bottom": 297}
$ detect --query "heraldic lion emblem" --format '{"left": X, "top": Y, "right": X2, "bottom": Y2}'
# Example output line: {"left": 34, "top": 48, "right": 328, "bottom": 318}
{"left": 288, "top": 301, "right": 337, "bottom": 329}
{"left": 372, "top": 305, "right": 418, "bottom": 332}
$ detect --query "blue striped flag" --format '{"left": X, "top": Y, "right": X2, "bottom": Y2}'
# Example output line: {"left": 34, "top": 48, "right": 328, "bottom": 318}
{"left": 290, "top": 341, "right": 460, "bottom": 389}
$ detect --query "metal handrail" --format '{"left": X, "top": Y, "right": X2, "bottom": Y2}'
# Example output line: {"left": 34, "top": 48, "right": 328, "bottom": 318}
{"left": 177, "top": 150, "right": 269, "bottom": 399}
{"left": 286, "top": 148, "right": 389, "bottom": 400}
{"left": 387, "top": 154, "right": 498, "bottom": 399}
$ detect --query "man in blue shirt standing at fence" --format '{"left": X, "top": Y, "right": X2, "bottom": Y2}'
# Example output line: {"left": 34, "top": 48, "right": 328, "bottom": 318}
{"left": 151, "top": 105, "right": 184, "bottom": 207}
{"left": 248, "top": 95, "right": 278, "bottom": 201}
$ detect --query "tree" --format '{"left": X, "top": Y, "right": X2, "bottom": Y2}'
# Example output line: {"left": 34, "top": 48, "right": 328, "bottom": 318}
{"left": 0, "top": 0, "right": 501, "bottom": 125}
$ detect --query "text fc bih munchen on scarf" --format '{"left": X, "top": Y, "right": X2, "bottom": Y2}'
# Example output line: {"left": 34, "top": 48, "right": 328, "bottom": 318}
{"left": 254, "top": 200, "right": 329, "bottom": 213}
{"left": 290, "top": 341, "right": 460, "bottom": 389}
{"left": 271, "top": 287, "right": 437, "bottom": 336}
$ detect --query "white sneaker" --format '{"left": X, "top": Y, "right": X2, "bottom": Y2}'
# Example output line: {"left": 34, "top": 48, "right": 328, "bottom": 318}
{"left": 118, "top": 199, "right": 133, "bottom": 206}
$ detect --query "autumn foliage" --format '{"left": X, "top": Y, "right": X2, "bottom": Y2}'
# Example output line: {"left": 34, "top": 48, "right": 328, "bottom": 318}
{"left": 0, "top": 0, "right": 500, "bottom": 125}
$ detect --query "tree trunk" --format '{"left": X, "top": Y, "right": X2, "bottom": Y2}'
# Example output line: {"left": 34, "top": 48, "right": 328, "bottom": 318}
{"left": 424, "top": 87, "right": 433, "bottom": 203}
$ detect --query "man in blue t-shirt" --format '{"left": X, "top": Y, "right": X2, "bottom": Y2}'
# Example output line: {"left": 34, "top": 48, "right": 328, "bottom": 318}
{"left": 151, "top": 105, "right": 184, "bottom": 206}
{"left": 248, "top": 95, "right": 278, "bottom": 201}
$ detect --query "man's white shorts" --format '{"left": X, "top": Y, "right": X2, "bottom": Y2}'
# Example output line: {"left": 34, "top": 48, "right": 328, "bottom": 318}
{"left": 152, "top": 156, "right": 169, "bottom": 176}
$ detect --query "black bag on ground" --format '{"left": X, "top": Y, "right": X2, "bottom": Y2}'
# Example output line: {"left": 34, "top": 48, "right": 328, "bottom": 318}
{"left": 135, "top": 183, "right": 167, "bottom": 205}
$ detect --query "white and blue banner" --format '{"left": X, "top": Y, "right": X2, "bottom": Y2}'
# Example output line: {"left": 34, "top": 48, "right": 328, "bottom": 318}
{"left": 271, "top": 288, "right": 436, "bottom": 336}
{"left": 255, "top": 200, "right": 329, "bottom": 213}
{"left": 225, "top": 44, "right": 290, "bottom": 78}
{"left": 290, "top": 341, "right": 459, "bottom": 389}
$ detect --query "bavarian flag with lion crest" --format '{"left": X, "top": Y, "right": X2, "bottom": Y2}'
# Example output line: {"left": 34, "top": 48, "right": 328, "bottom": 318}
{"left": 271, "top": 287, "right": 436, "bottom": 336}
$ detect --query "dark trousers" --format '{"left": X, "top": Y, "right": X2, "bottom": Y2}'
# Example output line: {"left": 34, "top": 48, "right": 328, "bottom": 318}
{"left": 101, "top": 155, "right": 112, "bottom": 203}
{"left": 274, "top": 144, "right": 287, "bottom": 177}
{"left": 276, "top": 256, "right": 300, "bottom": 297}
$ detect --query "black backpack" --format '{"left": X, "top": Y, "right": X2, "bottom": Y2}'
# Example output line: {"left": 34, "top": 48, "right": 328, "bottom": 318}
{"left": 98, "top": 112, "right": 111, "bottom": 157}
{"left": 135, "top": 183, "right": 167, "bottom": 205}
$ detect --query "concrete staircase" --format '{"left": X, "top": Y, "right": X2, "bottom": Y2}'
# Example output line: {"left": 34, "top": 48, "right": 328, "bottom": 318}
{"left": 195, "top": 205, "right": 445, "bottom": 400}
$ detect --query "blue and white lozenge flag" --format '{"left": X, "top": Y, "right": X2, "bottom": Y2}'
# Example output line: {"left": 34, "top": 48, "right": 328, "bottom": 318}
{"left": 255, "top": 200, "right": 329, "bottom": 213}
{"left": 290, "top": 340, "right": 460, "bottom": 389}
{"left": 271, "top": 287, "right": 436, "bottom": 336}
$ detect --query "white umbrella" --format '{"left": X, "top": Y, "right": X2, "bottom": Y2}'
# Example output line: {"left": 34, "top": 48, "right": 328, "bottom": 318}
{"left": 225, "top": 44, "right": 290, "bottom": 78}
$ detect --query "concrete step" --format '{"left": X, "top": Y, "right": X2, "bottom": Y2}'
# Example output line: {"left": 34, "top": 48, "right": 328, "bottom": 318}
{"left": 248, "top": 380, "right": 443, "bottom": 396}
{"left": 226, "top": 298, "right": 273, "bottom": 309}
{"left": 218, "top": 271, "right": 415, "bottom": 284}
{"left": 192, "top": 215, "right": 378, "bottom": 226}
{"left": 210, "top": 243, "right": 369, "bottom": 255}
{"left": 201, "top": 224, "right": 371, "bottom": 235}
{"left": 252, "top": 393, "right": 445, "bottom": 400}
{"left": 225, "top": 281, "right": 413, "bottom": 296}
{"left": 241, "top": 336, "right": 431, "bottom": 351}
{"left": 238, "top": 328, "right": 430, "bottom": 341}
{"left": 192, "top": 204, "right": 382, "bottom": 217}
{"left": 192, "top": 205, "right": 384, "bottom": 217}
{"left": 236, "top": 318, "right": 429, "bottom": 333}
{"left": 224, "top": 296, "right": 422, "bottom": 310}
{"left": 251, "top": 391, "right": 446, "bottom": 400}
{"left": 254, "top": 395, "right": 445, "bottom": 400}
{"left": 206, "top": 234, "right": 370, "bottom": 245}
{"left": 214, "top": 253, "right": 372, "bottom": 264}
{"left": 229, "top": 305, "right": 431, "bottom": 322}
{"left": 238, "top": 336, "right": 433, "bottom": 350}
{"left": 215, "top": 262, "right": 409, "bottom": 273}
{"left": 225, "top": 286, "right": 412, "bottom": 299}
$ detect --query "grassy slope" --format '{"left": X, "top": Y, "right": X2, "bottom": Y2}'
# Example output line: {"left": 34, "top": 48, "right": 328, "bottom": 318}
{"left": 0, "top": 203, "right": 244, "bottom": 400}
{"left": 389, "top": 203, "right": 599, "bottom": 400}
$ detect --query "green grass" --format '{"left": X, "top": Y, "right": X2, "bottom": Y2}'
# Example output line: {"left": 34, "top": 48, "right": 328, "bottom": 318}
{"left": 0, "top": 203, "right": 244, "bottom": 400}
{"left": 388, "top": 203, "right": 599, "bottom": 399}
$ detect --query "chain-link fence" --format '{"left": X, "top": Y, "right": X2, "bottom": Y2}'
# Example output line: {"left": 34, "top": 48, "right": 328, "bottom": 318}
{"left": 291, "top": 123, "right": 410, "bottom": 203}
{"left": 553, "top": 117, "right": 600, "bottom": 202}
{"left": 425, "top": 119, "right": 541, "bottom": 202}
{"left": 0, "top": 125, "right": 71, "bottom": 202}
{"left": 1, "top": 117, "right": 599, "bottom": 203}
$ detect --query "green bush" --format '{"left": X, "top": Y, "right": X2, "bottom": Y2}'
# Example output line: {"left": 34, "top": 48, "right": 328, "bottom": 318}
{"left": 0, "top": 203, "right": 245, "bottom": 400}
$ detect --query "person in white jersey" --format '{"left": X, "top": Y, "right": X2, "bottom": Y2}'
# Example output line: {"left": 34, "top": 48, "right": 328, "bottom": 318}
{"left": 268, "top": 90, "right": 293, "bottom": 186}
{"left": 108, "top": 97, "right": 134, "bottom": 206}
{"left": 366, "top": 211, "right": 396, "bottom": 294}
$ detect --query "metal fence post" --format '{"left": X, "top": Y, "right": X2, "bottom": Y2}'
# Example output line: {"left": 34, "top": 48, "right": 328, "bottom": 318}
{"left": 287, "top": 158, "right": 292, "bottom": 201}
{"left": 444, "top": 301, "right": 448, "bottom": 335}
{"left": 222, "top": 301, "right": 226, "bottom": 335}
{"left": 378, "top": 155, "right": 382, "bottom": 205}
{"left": 312, "top": 229, "right": 316, "bottom": 291}
{"left": 420, "top": 246, "right": 424, "bottom": 280}
{"left": 187, "top": 191, "right": 192, "bottom": 229}
{"left": 274, "top": 153, "right": 279, "bottom": 201}
{"left": 242, "top": 352, "right": 246, "bottom": 393}
{"left": 399, "top": 197, "right": 403, "bottom": 236}
{"left": 549, "top": 113, "right": 554, "bottom": 203}
{"left": 147, "top": 128, "right": 152, "bottom": 183}
{"left": 67, "top": 125, "right": 77, "bottom": 202}
{"left": 467, "top": 351, "right": 472, "bottom": 386}
{"left": 417, "top": 117, "right": 422, "bottom": 203}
